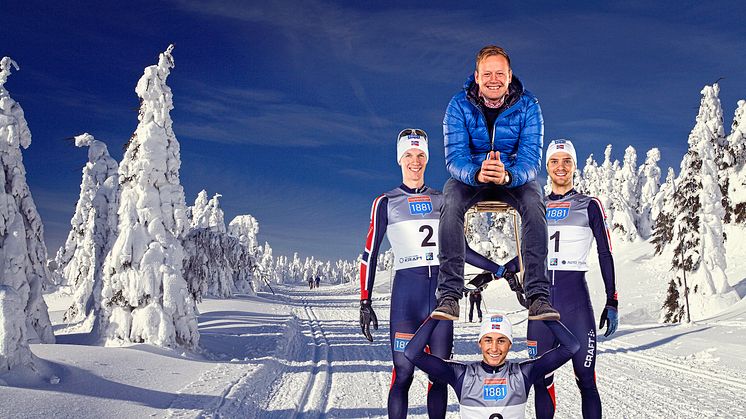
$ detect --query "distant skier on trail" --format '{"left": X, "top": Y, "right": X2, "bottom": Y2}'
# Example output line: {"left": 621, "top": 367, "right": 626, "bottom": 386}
{"left": 431, "top": 45, "right": 558, "bottom": 323}
{"left": 314, "top": 276, "right": 320, "bottom": 288}
{"left": 405, "top": 314, "right": 579, "bottom": 418}
{"left": 467, "top": 288, "right": 483, "bottom": 323}
{"left": 527, "top": 139, "right": 618, "bottom": 419}
{"left": 359, "top": 128, "right": 517, "bottom": 419}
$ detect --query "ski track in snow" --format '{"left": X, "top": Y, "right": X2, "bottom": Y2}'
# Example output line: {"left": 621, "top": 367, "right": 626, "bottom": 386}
{"left": 161, "top": 282, "right": 746, "bottom": 418}
{"left": 29, "top": 281, "right": 746, "bottom": 419}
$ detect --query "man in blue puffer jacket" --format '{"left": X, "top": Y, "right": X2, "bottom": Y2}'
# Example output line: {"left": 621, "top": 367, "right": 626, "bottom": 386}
{"left": 432, "top": 45, "right": 559, "bottom": 322}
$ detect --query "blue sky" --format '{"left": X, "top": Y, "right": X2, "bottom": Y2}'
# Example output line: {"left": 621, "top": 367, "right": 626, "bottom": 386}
{"left": 4, "top": 1, "right": 746, "bottom": 261}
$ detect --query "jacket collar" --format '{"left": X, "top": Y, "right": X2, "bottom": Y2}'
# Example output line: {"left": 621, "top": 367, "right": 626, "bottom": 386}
{"left": 548, "top": 188, "right": 578, "bottom": 201}
{"left": 480, "top": 361, "right": 507, "bottom": 374}
{"left": 400, "top": 183, "right": 428, "bottom": 194}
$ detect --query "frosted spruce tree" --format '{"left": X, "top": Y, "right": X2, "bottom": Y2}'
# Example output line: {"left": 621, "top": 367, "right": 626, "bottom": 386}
{"left": 100, "top": 45, "right": 198, "bottom": 348}
{"left": 580, "top": 154, "right": 600, "bottom": 197}
{"left": 228, "top": 214, "right": 259, "bottom": 255}
{"left": 696, "top": 84, "right": 734, "bottom": 221}
{"left": 726, "top": 100, "right": 746, "bottom": 223}
{"left": 661, "top": 91, "right": 739, "bottom": 322}
{"left": 611, "top": 146, "right": 640, "bottom": 241}
{"left": 651, "top": 167, "right": 676, "bottom": 254}
{"left": 637, "top": 148, "right": 662, "bottom": 239}
{"left": 0, "top": 57, "right": 55, "bottom": 367}
{"left": 189, "top": 190, "right": 226, "bottom": 233}
{"left": 55, "top": 133, "right": 119, "bottom": 324}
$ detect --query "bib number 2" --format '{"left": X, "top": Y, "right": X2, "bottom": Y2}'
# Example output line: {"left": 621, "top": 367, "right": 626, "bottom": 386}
{"left": 419, "top": 225, "right": 436, "bottom": 247}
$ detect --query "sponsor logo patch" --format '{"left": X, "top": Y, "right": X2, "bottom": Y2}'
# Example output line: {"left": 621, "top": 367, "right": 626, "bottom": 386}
{"left": 483, "top": 377, "right": 508, "bottom": 401}
{"left": 399, "top": 255, "right": 423, "bottom": 264}
{"left": 490, "top": 315, "right": 503, "bottom": 322}
{"left": 527, "top": 340, "right": 538, "bottom": 358}
{"left": 549, "top": 258, "right": 558, "bottom": 266}
{"left": 425, "top": 252, "right": 434, "bottom": 261}
{"left": 546, "top": 201, "right": 570, "bottom": 221}
{"left": 408, "top": 196, "right": 433, "bottom": 215}
{"left": 394, "top": 332, "right": 414, "bottom": 352}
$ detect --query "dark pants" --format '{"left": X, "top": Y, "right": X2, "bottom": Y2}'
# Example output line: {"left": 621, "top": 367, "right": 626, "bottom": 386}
{"left": 437, "top": 178, "right": 550, "bottom": 300}
{"left": 389, "top": 266, "right": 451, "bottom": 419}
{"left": 468, "top": 299, "right": 482, "bottom": 322}
{"left": 527, "top": 270, "right": 602, "bottom": 419}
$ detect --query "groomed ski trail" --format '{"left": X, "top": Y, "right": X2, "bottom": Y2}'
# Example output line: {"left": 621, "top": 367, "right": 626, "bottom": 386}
{"left": 167, "top": 281, "right": 746, "bottom": 418}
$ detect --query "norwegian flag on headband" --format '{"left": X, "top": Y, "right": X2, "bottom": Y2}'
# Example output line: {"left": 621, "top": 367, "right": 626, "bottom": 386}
{"left": 411, "top": 140, "right": 419, "bottom": 146}
{"left": 557, "top": 144, "right": 564, "bottom": 149}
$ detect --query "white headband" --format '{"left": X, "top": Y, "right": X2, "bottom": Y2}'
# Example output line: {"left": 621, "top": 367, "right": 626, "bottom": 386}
{"left": 546, "top": 139, "right": 577, "bottom": 166}
{"left": 396, "top": 129, "right": 429, "bottom": 164}
{"left": 478, "top": 313, "right": 513, "bottom": 344}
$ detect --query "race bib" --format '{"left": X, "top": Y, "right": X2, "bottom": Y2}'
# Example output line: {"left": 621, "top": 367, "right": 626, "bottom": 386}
{"left": 483, "top": 378, "right": 508, "bottom": 401}
{"left": 393, "top": 332, "right": 414, "bottom": 352}
{"left": 408, "top": 196, "right": 433, "bottom": 216}
{"left": 527, "top": 340, "right": 538, "bottom": 358}
{"left": 546, "top": 201, "right": 570, "bottom": 221}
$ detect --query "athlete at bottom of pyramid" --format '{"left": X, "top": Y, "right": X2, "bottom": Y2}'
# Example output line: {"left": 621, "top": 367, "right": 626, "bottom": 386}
{"left": 405, "top": 314, "right": 579, "bottom": 418}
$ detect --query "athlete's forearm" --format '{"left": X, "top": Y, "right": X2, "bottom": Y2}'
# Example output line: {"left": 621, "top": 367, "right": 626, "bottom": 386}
{"left": 521, "top": 320, "right": 579, "bottom": 386}
{"left": 588, "top": 199, "right": 616, "bottom": 301}
{"left": 404, "top": 318, "right": 462, "bottom": 391}
{"left": 465, "top": 244, "right": 502, "bottom": 273}
{"left": 360, "top": 196, "right": 388, "bottom": 300}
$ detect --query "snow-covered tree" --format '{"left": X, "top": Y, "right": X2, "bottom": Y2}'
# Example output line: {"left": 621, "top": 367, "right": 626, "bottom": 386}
{"left": 288, "top": 252, "right": 303, "bottom": 282}
{"left": 100, "top": 45, "right": 198, "bottom": 348}
{"left": 580, "top": 154, "right": 601, "bottom": 197}
{"left": 617, "top": 146, "right": 640, "bottom": 218}
{"left": 189, "top": 190, "right": 226, "bottom": 233}
{"left": 182, "top": 228, "right": 256, "bottom": 299}
{"left": 637, "top": 148, "right": 661, "bottom": 238}
{"left": 651, "top": 167, "right": 676, "bottom": 255}
{"left": 726, "top": 100, "right": 746, "bottom": 223}
{"left": 695, "top": 84, "right": 733, "bottom": 221}
{"left": 662, "top": 86, "right": 739, "bottom": 322}
{"left": 55, "top": 133, "right": 119, "bottom": 323}
{"left": 0, "top": 57, "right": 55, "bottom": 367}
{"left": 0, "top": 57, "right": 54, "bottom": 373}
{"left": 228, "top": 215, "right": 259, "bottom": 255}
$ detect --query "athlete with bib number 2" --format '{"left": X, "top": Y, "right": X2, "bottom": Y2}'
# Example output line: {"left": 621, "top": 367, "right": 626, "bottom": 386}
{"left": 359, "top": 128, "right": 515, "bottom": 419}
{"left": 527, "top": 139, "right": 618, "bottom": 419}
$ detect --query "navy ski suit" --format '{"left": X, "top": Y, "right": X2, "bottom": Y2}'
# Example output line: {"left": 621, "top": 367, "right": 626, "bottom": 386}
{"left": 405, "top": 317, "right": 579, "bottom": 418}
{"left": 360, "top": 184, "right": 505, "bottom": 419}
{"left": 527, "top": 189, "right": 617, "bottom": 419}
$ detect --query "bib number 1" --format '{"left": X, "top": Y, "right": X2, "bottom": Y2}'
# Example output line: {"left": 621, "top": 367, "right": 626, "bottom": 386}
{"left": 550, "top": 230, "right": 560, "bottom": 252}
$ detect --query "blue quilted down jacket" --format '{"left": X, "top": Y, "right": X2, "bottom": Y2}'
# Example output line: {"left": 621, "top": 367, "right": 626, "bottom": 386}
{"left": 443, "top": 75, "right": 544, "bottom": 187}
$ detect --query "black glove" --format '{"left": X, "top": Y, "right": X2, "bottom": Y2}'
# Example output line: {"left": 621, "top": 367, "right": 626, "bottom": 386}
{"left": 599, "top": 298, "right": 619, "bottom": 337}
{"left": 360, "top": 299, "right": 378, "bottom": 342}
{"left": 466, "top": 272, "right": 494, "bottom": 291}
{"left": 503, "top": 270, "right": 524, "bottom": 293}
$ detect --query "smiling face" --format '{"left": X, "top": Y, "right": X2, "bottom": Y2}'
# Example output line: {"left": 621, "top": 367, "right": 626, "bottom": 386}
{"left": 475, "top": 54, "right": 512, "bottom": 102}
{"left": 479, "top": 332, "right": 512, "bottom": 367}
{"left": 400, "top": 148, "right": 427, "bottom": 187}
{"left": 547, "top": 151, "right": 576, "bottom": 193}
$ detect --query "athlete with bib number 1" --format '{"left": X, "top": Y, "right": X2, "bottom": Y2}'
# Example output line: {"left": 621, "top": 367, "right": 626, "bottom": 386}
{"left": 527, "top": 139, "right": 618, "bottom": 419}
{"left": 359, "top": 128, "right": 516, "bottom": 419}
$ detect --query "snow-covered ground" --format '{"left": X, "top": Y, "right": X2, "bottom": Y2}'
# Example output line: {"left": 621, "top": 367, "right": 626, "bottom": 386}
{"left": 1, "top": 231, "right": 745, "bottom": 418}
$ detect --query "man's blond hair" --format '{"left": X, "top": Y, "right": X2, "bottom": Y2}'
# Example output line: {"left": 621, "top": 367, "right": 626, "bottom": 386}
{"left": 475, "top": 45, "right": 511, "bottom": 71}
